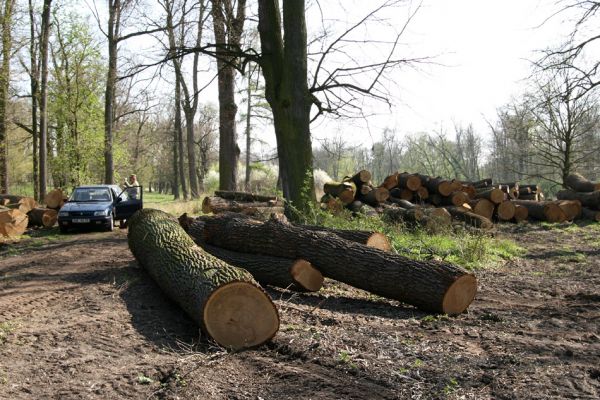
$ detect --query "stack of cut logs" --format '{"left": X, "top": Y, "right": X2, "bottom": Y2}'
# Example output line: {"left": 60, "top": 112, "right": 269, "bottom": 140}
{"left": 201, "top": 190, "right": 284, "bottom": 220}
{"left": 555, "top": 173, "right": 600, "bottom": 222}
{"left": 0, "top": 188, "right": 66, "bottom": 237}
{"left": 322, "top": 170, "right": 599, "bottom": 227}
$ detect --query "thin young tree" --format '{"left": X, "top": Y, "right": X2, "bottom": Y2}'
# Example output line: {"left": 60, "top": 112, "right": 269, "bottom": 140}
{"left": 0, "top": 0, "right": 15, "bottom": 193}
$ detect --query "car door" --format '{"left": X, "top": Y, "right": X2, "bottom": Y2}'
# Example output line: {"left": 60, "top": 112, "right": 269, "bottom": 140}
{"left": 114, "top": 186, "right": 143, "bottom": 220}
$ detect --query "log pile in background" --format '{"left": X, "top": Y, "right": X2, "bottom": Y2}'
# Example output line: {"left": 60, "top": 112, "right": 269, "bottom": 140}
{"left": 559, "top": 173, "right": 600, "bottom": 221}
{"left": 202, "top": 190, "right": 284, "bottom": 220}
{"left": 0, "top": 189, "right": 66, "bottom": 237}
{"left": 180, "top": 213, "right": 477, "bottom": 315}
{"left": 320, "top": 170, "right": 599, "bottom": 225}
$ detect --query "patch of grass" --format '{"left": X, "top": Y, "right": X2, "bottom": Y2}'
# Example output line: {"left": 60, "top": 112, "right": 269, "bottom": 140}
{"left": 337, "top": 350, "right": 358, "bottom": 369}
{"left": 421, "top": 314, "right": 450, "bottom": 323}
{"left": 556, "top": 249, "right": 587, "bottom": 263}
{"left": 144, "top": 192, "right": 205, "bottom": 216}
{"left": 0, "top": 321, "right": 16, "bottom": 345}
{"left": 443, "top": 377, "right": 459, "bottom": 395}
{"left": 137, "top": 374, "right": 154, "bottom": 385}
{"left": 303, "top": 209, "right": 525, "bottom": 270}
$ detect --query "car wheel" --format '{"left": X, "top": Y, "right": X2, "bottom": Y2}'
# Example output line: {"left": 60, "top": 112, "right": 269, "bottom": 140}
{"left": 59, "top": 225, "right": 68, "bottom": 234}
{"left": 105, "top": 214, "right": 114, "bottom": 232}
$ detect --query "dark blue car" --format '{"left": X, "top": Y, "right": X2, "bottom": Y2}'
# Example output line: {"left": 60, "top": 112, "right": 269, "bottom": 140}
{"left": 57, "top": 185, "right": 143, "bottom": 233}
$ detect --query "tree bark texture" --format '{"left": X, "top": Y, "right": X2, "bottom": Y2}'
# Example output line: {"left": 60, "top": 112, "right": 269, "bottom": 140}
{"left": 200, "top": 213, "right": 478, "bottom": 314}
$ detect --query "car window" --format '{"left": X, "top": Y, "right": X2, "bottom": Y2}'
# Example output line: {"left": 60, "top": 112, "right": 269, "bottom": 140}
{"left": 71, "top": 188, "right": 111, "bottom": 202}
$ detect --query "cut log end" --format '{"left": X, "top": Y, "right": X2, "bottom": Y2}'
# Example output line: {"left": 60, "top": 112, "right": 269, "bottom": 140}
{"left": 442, "top": 274, "right": 477, "bottom": 315}
{"left": 365, "top": 232, "right": 391, "bottom": 251}
{"left": 290, "top": 260, "right": 324, "bottom": 292}
{"left": 203, "top": 281, "right": 280, "bottom": 350}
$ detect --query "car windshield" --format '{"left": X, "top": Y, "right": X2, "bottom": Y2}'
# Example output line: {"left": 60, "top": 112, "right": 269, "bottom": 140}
{"left": 70, "top": 188, "right": 112, "bottom": 202}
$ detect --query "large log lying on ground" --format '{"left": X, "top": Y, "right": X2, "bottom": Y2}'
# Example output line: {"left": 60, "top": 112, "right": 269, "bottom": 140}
{"left": 298, "top": 224, "right": 391, "bottom": 251}
{"left": 202, "top": 196, "right": 283, "bottom": 214}
{"left": 398, "top": 173, "right": 422, "bottom": 191}
{"left": 513, "top": 200, "right": 566, "bottom": 223}
{"left": 474, "top": 188, "right": 504, "bottom": 204}
{"left": 513, "top": 205, "right": 529, "bottom": 223}
{"left": 556, "top": 200, "right": 582, "bottom": 221}
{"left": 43, "top": 189, "right": 65, "bottom": 209}
{"left": 28, "top": 207, "right": 58, "bottom": 227}
{"left": 443, "top": 206, "right": 493, "bottom": 229}
{"left": 185, "top": 219, "right": 323, "bottom": 291}
{"left": 565, "top": 173, "right": 600, "bottom": 193}
{"left": 468, "top": 199, "right": 495, "bottom": 220}
{"left": 495, "top": 200, "right": 516, "bottom": 221}
{"left": 214, "top": 190, "right": 278, "bottom": 203}
{"left": 200, "top": 214, "right": 478, "bottom": 314}
{"left": 556, "top": 190, "right": 600, "bottom": 209}
{"left": 128, "top": 209, "right": 279, "bottom": 349}
{"left": 0, "top": 209, "right": 28, "bottom": 237}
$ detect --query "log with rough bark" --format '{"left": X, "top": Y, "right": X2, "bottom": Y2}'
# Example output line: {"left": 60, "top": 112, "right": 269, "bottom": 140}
{"left": 556, "top": 190, "right": 600, "bottom": 209}
{"left": 398, "top": 173, "right": 422, "bottom": 191}
{"left": 349, "top": 170, "right": 372, "bottom": 188}
{"left": 359, "top": 184, "right": 373, "bottom": 195}
{"left": 460, "top": 184, "right": 476, "bottom": 199}
{"left": 513, "top": 200, "right": 567, "bottom": 223}
{"left": 214, "top": 190, "right": 278, "bottom": 203}
{"left": 440, "top": 191, "right": 469, "bottom": 207}
{"left": 443, "top": 206, "right": 494, "bottom": 229}
{"left": 475, "top": 188, "right": 505, "bottom": 204}
{"left": 469, "top": 178, "right": 492, "bottom": 189}
{"left": 323, "top": 181, "right": 356, "bottom": 205}
{"left": 388, "top": 198, "right": 418, "bottom": 209}
{"left": 382, "top": 207, "right": 425, "bottom": 225}
{"left": 416, "top": 186, "right": 429, "bottom": 200}
{"left": 202, "top": 196, "right": 283, "bottom": 214}
{"left": 28, "top": 207, "right": 58, "bottom": 228}
{"left": 467, "top": 198, "right": 495, "bottom": 220}
{"left": 0, "top": 195, "right": 37, "bottom": 213}
{"left": 347, "top": 201, "right": 379, "bottom": 217}
{"left": 389, "top": 188, "right": 413, "bottom": 201}
{"left": 381, "top": 172, "right": 399, "bottom": 190}
{"left": 0, "top": 209, "right": 29, "bottom": 237}
{"left": 247, "top": 207, "right": 286, "bottom": 221}
{"left": 360, "top": 186, "right": 390, "bottom": 206}
{"left": 513, "top": 204, "right": 529, "bottom": 223}
{"left": 579, "top": 207, "right": 600, "bottom": 222}
{"left": 43, "top": 189, "right": 65, "bottom": 209}
{"left": 128, "top": 209, "right": 279, "bottom": 350}
{"left": 555, "top": 200, "right": 582, "bottom": 221}
{"left": 495, "top": 200, "right": 516, "bottom": 221}
{"left": 200, "top": 213, "right": 478, "bottom": 314}
{"left": 565, "top": 173, "right": 600, "bottom": 193}
{"left": 298, "top": 225, "right": 391, "bottom": 251}
{"left": 425, "top": 177, "right": 454, "bottom": 197}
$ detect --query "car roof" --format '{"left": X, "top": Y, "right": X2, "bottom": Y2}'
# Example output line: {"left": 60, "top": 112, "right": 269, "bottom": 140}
{"left": 75, "top": 185, "right": 117, "bottom": 189}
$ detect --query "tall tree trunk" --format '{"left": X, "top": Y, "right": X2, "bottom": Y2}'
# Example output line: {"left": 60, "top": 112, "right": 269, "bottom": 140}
{"left": 28, "top": 0, "right": 39, "bottom": 200}
{"left": 213, "top": 0, "right": 245, "bottom": 192}
{"left": 176, "top": 78, "right": 187, "bottom": 199}
{"left": 104, "top": 0, "right": 119, "bottom": 185}
{"left": 244, "top": 66, "right": 252, "bottom": 191}
{"left": 0, "top": 0, "right": 14, "bottom": 193}
{"left": 172, "top": 119, "right": 180, "bottom": 199}
{"left": 258, "top": 0, "right": 314, "bottom": 216}
{"left": 39, "top": 0, "right": 52, "bottom": 198}
{"left": 184, "top": 111, "right": 200, "bottom": 197}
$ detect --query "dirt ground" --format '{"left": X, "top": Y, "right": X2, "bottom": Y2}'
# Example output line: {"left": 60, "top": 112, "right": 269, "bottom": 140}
{"left": 0, "top": 223, "right": 599, "bottom": 399}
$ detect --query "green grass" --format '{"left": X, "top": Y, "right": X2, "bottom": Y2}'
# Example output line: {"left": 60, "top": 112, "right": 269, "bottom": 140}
{"left": 0, "top": 322, "right": 16, "bottom": 345}
{"left": 303, "top": 209, "right": 525, "bottom": 270}
{"left": 144, "top": 191, "right": 205, "bottom": 216}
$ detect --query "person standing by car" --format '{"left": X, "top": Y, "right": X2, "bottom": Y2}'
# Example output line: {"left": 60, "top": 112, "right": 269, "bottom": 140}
{"left": 123, "top": 174, "right": 140, "bottom": 199}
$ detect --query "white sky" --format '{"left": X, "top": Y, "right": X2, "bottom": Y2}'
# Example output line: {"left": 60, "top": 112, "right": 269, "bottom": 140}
{"left": 309, "top": 0, "right": 577, "bottom": 145}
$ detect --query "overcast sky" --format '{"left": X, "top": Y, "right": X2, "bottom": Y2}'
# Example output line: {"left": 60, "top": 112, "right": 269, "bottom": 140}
{"left": 307, "top": 0, "right": 578, "bottom": 145}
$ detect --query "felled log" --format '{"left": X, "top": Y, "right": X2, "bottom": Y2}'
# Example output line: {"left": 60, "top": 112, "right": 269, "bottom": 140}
{"left": 513, "top": 205, "right": 529, "bottom": 223}
{"left": 443, "top": 206, "right": 493, "bottom": 229}
{"left": 440, "top": 191, "right": 469, "bottom": 207}
{"left": 0, "top": 209, "right": 29, "bottom": 237}
{"left": 247, "top": 206, "right": 286, "bottom": 220}
{"left": 565, "top": 173, "right": 600, "bottom": 193}
{"left": 0, "top": 195, "right": 37, "bottom": 213}
{"left": 468, "top": 198, "right": 495, "bottom": 220}
{"left": 43, "top": 189, "right": 65, "bottom": 209}
{"left": 381, "top": 172, "right": 400, "bottom": 190}
{"left": 475, "top": 188, "right": 504, "bottom": 204}
{"left": 389, "top": 188, "right": 413, "bottom": 201}
{"left": 518, "top": 193, "right": 539, "bottom": 201}
{"left": 495, "top": 200, "right": 516, "bottom": 221}
{"left": 555, "top": 200, "right": 582, "bottom": 221}
{"left": 214, "top": 190, "right": 278, "bottom": 203}
{"left": 323, "top": 181, "right": 356, "bottom": 205}
{"left": 460, "top": 184, "right": 476, "bottom": 199}
{"left": 202, "top": 196, "right": 283, "bottom": 214}
{"left": 425, "top": 177, "right": 454, "bottom": 197}
{"left": 513, "top": 200, "right": 566, "bottom": 223}
{"left": 347, "top": 200, "right": 379, "bottom": 217}
{"left": 416, "top": 186, "right": 429, "bottom": 200}
{"left": 28, "top": 207, "right": 58, "bottom": 228}
{"left": 128, "top": 209, "right": 279, "bottom": 350}
{"left": 382, "top": 207, "right": 425, "bottom": 225}
{"left": 579, "top": 207, "right": 600, "bottom": 222}
{"left": 200, "top": 214, "right": 477, "bottom": 314}
{"left": 360, "top": 186, "right": 389, "bottom": 206}
{"left": 349, "top": 170, "right": 372, "bottom": 188}
{"left": 398, "top": 173, "right": 422, "bottom": 191}
{"left": 556, "top": 190, "right": 600, "bottom": 209}
{"left": 320, "top": 194, "right": 344, "bottom": 214}
{"left": 469, "top": 178, "right": 493, "bottom": 189}
{"left": 359, "top": 184, "right": 373, "bottom": 195}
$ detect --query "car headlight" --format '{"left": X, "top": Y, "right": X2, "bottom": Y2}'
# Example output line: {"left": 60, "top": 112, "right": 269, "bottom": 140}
{"left": 94, "top": 210, "right": 109, "bottom": 216}
{"left": 58, "top": 211, "right": 69, "bottom": 217}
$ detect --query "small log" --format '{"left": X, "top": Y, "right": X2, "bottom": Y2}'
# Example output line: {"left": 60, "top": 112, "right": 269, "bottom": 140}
{"left": 388, "top": 198, "right": 418, "bottom": 209}
{"left": 468, "top": 198, "right": 495, "bottom": 220}
{"left": 321, "top": 194, "right": 344, "bottom": 214}
{"left": 443, "top": 206, "right": 494, "bottom": 229}
{"left": 361, "top": 186, "right": 390, "bottom": 206}
{"left": 495, "top": 200, "right": 516, "bottom": 221}
{"left": 323, "top": 181, "right": 356, "bottom": 205}
{"left": 0, "top": 195, "right": 37, "bottom": 213}
{"left": 359, "top": 184, "right": 373, "bottom": 195}
{"left": 469, "top": 178, "right": 493, "bottom": 189}
{"left": 449, "top": 180, "right": 463, "bottom": 192}
{"left": 382, "top": 207, "right": 425, "bottom": 225}
{"left": 349, "top": 170, "right": 372, "bottom": 187}
{"left": 513, "top": 200, "right": 566, "bottom": 223}
{"left": 416, "top": 186, "right": 429, "bottom": 200}
{"left": 202, "top": 196, "right": 283, "bottom": 214}
{"left": 440, "top": 191, "right": 469, "bottom": 207}
{"left": 398, "top": 173, "right": 422, "bottom": 191}
{"left": 579, "top": 207, "right": 600, "bottom": 222}
{"left": 460, "top": 184, "right": 477, "bottom": 199}
{"left": 381, "top": 172, "right": 400, "bottom": 190}
{"left": 425, "top": 177, "right": 454, "bottom": 197}
{"left": 43, "top": 189, "right": 64, "bottom": 209}
{"left": 421, "top": 208, "right": 452, "bottom": 232}
{"left": 475, "top": 188, "right": 505, "bottom": 204}
{"left": 214, "top": 190, "right": 278, "bottom": 203}
{"left": 555, "top": 200, "right": 582, "bottom": 221}
{"left": 346, "top": 201, "right": 378, "bottom": 217}
{"left": 0, "top": 209, "right": 29, "bottom": 237}
{"left": 565, "top": 172, "right": 600, "bottom": 193}
{"left": 298, "top": 225, "right": 391, "bottom": 251}
{"left": 389, "top": 188, "right": 413, "bottom": 201}
{"left": 429, "top": 193, "right": 443, "bottom": 206}
{"left": 201, "top": 214, "right": 478, "bottom": 314}
{"left": 28, "top": 207, "right": 58, "bottom": 228}
{"left": 513, "top": 205, "right": 529, "bottom": 223}
{"left": 556, "top": 190, "right": 600, "bottom": 210}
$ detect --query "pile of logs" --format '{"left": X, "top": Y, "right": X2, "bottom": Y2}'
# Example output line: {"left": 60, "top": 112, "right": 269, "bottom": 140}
{"left": 202, "top": 190, "right": 284, "bottom": 220}
{"left": 178, "top": 212, "right": 477, "bottom": 317}
{"left": 0, "top": 189, "right": 65, "bottom": 237}
{"left": 556, "top": 173, "right": 600, "bottom": 222}
{"left": 322, "top": 170, "right": 599, "bottom": 227}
